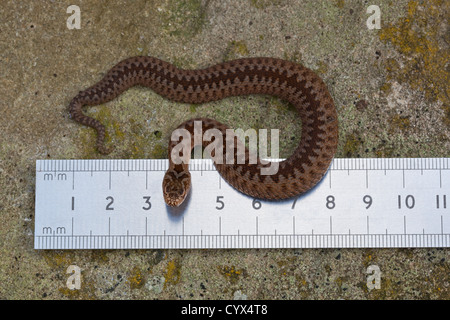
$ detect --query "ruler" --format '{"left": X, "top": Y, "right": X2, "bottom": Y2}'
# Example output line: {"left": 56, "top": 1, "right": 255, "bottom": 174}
{"left": 34, "top": 158, "right": 450, "bottom": 249}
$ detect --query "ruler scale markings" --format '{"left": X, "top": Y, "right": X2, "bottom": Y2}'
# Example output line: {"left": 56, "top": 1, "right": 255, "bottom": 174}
{"left": 402, "top": 169, "right": 405, "bottom": 188}
{"left": 367, "top": 216, "right": 369, "bottom": 234}
{"left": 329, "top": 170, "right": 332, "bottom": 188}
{"left": 404, "top": 216, "right": 406, "bottom": 234}
{"left": 35, "top": 158, "right": 450, "bottom": 249}
{"left": 292, "top": 216, "right": 295, "bottom": 235}
{"left": 329, "top": 216, "right": 332, "bottom": 234}
{"left": 365, "top": 169, "right": 368, "bottom": 188}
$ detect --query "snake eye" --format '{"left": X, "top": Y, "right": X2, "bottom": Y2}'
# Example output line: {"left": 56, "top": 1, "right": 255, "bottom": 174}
{"left": 163, "top": 183, "right": 171, "bottom": 194}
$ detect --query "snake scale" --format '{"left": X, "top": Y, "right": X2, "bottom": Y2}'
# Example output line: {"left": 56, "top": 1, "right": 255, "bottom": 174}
{"left": 69, "top": 56, "right": 338, "bottom": 207}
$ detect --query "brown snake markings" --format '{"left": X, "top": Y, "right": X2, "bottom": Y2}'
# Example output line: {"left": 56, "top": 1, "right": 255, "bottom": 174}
{"left": 69, "top": 56, "right": 339, "bottom": 207}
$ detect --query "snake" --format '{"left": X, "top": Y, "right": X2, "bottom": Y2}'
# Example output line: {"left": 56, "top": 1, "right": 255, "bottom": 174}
{"left": 69, "top": 56, "right": 339, "bottom": 207}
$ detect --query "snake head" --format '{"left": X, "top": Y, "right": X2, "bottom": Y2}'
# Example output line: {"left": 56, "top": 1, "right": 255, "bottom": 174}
{"left": 162, "top": 169, "right": 192, "bottom": 207}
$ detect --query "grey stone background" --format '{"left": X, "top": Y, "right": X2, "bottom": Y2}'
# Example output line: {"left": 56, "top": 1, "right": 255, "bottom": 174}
{"left": 0, "top": 0, "right": 449, "bottom": 299}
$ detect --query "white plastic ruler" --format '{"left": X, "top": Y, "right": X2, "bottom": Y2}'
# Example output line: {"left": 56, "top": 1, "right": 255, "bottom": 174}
{"left": 34, "top": 158, "right": 450, "bottom": 249}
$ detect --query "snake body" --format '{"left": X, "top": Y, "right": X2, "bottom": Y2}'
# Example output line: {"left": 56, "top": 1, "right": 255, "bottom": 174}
{"left": 69, "top": 56, "right": 338, "bottom": 206}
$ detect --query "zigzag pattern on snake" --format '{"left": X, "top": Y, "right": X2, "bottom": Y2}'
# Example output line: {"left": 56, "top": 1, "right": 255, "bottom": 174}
{"left": 69, "top": 56, "right": 339, "bottom": 206}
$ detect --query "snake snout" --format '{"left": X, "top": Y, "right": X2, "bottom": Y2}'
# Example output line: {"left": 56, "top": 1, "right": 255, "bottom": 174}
{"left": 162, "top": 170, "right": 192, "bottom": 207}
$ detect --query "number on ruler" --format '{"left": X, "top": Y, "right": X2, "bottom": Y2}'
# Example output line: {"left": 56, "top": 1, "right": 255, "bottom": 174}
{"left": 436, "top": 195, "right": 447, "bottom": 209}
{"left": 398, "top": 195, "right": 415, "bottom": 209}
{"left": 216, "top": 196, "right": 225, "bottom": 210}
{"left": 106, "top": 195, "right": 152, "bottom": 211}
{"left": 106, "top": 196, "right": 114, "bottom": 210}
{"left": 363, "top": 195, "right": 373, "bottom": 209}
{"left": 291, "top": 197, "right": 299, "bottom": 209}
{"left": 143, "top": 196, "right": 152, "bottom": 210}
{"left": 252, "top": 198, "right": 262, "bottom": 210}
{"left": 326, "top": 195, "right": 335, "bottom": 209}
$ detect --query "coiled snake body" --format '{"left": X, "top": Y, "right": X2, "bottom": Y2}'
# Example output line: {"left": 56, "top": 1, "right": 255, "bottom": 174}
{"left": 69, "top": 56, "right": 338, "bottom": 206}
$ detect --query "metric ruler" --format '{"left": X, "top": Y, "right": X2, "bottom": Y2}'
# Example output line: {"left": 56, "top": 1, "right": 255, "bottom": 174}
{"left": 34, "top": 158, "right": 450, "bottom": 249}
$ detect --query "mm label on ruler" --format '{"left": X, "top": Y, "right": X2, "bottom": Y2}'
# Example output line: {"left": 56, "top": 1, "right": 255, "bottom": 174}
{"left": 34, "top": 158, "right": 450, "bottom": 249}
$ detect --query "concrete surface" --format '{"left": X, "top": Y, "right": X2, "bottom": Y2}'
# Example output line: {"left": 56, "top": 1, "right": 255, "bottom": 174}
{"left": 0, "top": 0, "right": 449, "bottom": 299}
